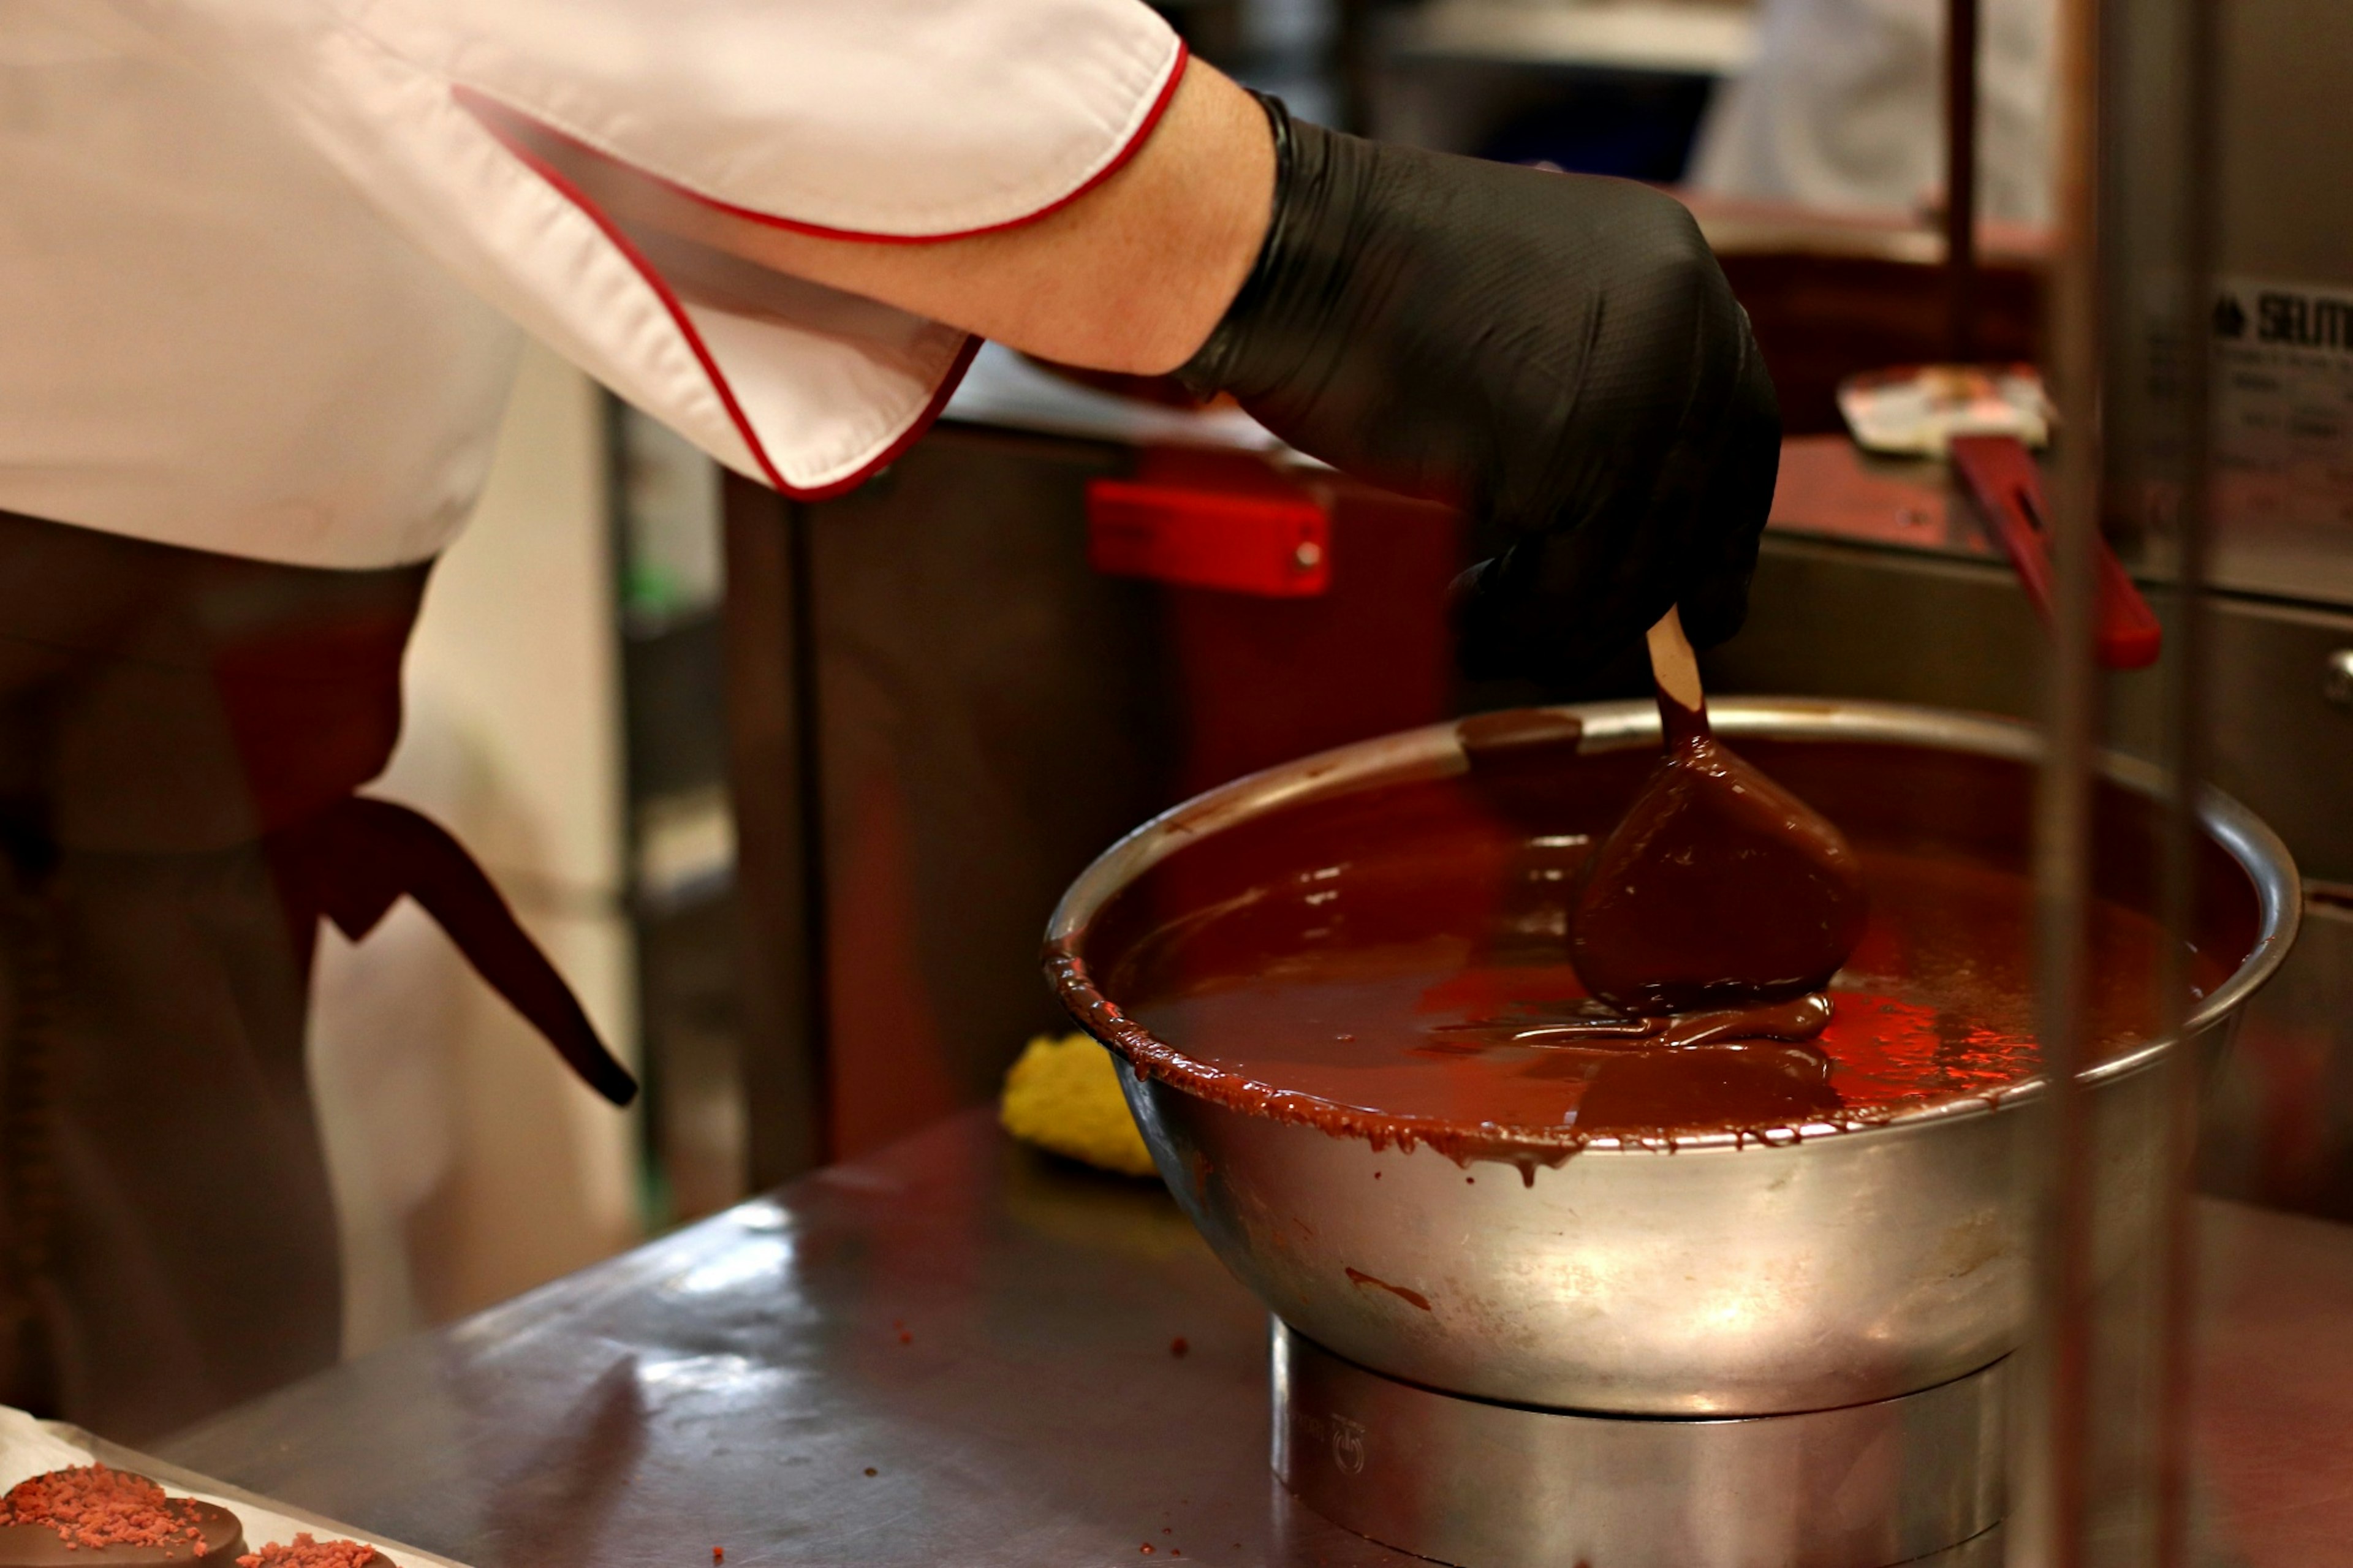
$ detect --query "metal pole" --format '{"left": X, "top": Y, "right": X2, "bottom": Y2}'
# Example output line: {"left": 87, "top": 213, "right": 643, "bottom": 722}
{"left": 2154, "top": 0, "right": 2223, "bottom": 1560}
{"left": 722, "top": 473, "right": 838, "bottom": 1187}
{"left": 1946, "top": 0, "right": 1982, "bottom": 362}
{"left": 2020, "top": 0, "right": 2104, "bottom": 1556}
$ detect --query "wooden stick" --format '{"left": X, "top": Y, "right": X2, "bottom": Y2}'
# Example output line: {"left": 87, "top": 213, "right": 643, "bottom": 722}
{"left": 1645, "top": 606, "right": 1705, "bottom": 713}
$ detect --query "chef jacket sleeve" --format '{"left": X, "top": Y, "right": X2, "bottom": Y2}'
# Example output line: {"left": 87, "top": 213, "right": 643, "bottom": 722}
{"left": 133, "top": 0, "right": 1186, "bottom": 497}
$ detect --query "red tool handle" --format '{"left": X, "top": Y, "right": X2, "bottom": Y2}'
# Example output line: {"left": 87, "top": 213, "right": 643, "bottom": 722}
{"left": 1947, "top": 434, "right": 2162, "bottom": 670}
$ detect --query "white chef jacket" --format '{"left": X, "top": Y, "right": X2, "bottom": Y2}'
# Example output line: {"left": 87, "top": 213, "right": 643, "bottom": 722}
{"left": 0, "top": 0, "right": 1185, "bottom": 568}
{"left": 1689, "top": 0, "right": 2053, "bottom": 227}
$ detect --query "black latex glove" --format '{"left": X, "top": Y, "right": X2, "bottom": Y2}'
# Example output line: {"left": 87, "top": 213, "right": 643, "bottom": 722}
{"left": 1179, "top": 97, "right": 1779, "bottom": 689}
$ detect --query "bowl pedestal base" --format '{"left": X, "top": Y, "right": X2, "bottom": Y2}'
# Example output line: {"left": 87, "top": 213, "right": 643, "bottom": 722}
{"left": 1273, "top": 1320, "right": 2007, "bottom": 1568}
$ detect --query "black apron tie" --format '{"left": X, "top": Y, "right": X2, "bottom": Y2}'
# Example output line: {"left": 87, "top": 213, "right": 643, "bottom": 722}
{"left": 268, "top": 796, "right": 639, "bottom": 1107}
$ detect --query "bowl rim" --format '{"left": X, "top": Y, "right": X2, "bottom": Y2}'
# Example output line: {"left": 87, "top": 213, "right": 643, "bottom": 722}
{"left": 1044, "top": 697, "right": 2303, "bottom": 1158}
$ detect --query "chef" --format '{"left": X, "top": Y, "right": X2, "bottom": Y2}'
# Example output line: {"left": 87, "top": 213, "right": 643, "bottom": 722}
{"left": 0, "top": 0, "right": 1775, "bottom": 1440}
{"left": 1690, "top": 0, "right": 2055, "bottom": 225}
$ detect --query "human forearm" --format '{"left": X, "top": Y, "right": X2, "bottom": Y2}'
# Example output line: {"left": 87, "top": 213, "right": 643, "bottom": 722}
{"left": 574, "top": 59, "right": 1273, "bottom": 375}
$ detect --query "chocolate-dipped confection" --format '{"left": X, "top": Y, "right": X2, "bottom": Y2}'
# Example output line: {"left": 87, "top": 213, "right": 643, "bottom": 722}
{"left": 0, "top": 1466, "right": 244, "bottom": 1566}
{"left": 1568, "top": 683, "right": 1870, "bottom": 1017}
{"left": 237, "top": 1536, "right": 396, "bottom": 1568}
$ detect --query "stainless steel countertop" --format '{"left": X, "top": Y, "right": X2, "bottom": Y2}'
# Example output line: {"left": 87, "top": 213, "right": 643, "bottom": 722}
{"left": 156, "top": 1109, "right": 2353, "bottom": 1568}
{"left": 159, "top": 1110, "right": 1412, "bottom": 1567}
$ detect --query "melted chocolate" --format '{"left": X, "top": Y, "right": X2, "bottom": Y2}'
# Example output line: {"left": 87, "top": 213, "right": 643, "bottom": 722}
{"left": 1343, "top": 1268, "right": 1433, "bottom": 1311}
{"left": 1569, "top": 689, "right": 1868, "bottom": 1013}
{"left": 1577, "top": 1043, "right": 1842, "bottom": 1137}
{"left": 1052, "top": 724, "right": 2257, "bottom": 1165}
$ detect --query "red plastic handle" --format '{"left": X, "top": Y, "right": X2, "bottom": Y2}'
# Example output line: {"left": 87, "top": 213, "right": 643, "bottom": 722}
{"left": 1086, "top": 475, "right": 1330, "bottom": 598}
{"left": 1948, "top": 434, "right": 2162, "bottom": 671}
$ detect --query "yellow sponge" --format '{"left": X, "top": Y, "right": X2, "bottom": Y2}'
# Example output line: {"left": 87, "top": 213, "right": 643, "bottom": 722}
{"left": 999, "top": 1033, "right": 1159, "bottom": 1178}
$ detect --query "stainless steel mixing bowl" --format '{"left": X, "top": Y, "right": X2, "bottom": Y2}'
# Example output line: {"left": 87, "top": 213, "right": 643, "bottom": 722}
{"left": 1047, "top": 700, "right": 2299, "bottom": 1416}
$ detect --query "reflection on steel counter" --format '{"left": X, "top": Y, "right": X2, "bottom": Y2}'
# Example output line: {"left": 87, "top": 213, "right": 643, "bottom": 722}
{"left": 154, "top": 1109, "right": 2353, "bottom": 1568}
{"left": 165, "top": 1112, "right": 1420, "bottom": 1568}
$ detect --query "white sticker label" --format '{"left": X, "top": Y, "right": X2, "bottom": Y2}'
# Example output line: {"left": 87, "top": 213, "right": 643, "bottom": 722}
{"left": 2212, "top": 276, "right": 2353, "bottom": 529}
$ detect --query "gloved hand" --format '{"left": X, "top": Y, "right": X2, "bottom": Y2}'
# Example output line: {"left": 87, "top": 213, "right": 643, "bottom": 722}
{"left": 1179, "top": 96, "right": 1779, "bottom": 689}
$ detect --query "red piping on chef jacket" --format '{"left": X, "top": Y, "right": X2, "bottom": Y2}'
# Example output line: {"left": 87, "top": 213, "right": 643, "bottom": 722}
{"left": 460, "top": 42, "right": 1188, "bottom": 246}
{"left": 477, "top": 119, "right": 961, "bottom": 498}
{"left": 460, "top": 44, "right": 1181, "bottom": 499}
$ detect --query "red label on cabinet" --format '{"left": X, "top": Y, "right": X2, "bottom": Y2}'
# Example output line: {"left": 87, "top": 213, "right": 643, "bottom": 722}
{"left": 1086, "top": 477, "right": 1331, "bottom": 597}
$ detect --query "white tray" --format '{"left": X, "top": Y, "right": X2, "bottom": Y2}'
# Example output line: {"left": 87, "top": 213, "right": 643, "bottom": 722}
{"left": 4, "top": 1411, "right": 467, "bottom": 1568}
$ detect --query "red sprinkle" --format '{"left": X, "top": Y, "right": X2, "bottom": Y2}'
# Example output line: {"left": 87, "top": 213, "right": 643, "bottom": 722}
{"left": 898, "top": 1331, "right": 913, "bottom": 1345}
{"left": 1169, "top": 1337, "right": 1189, "bottom": 1358}
{"left": 0, "top": 1465, "right": 207, "bottom": 1553}
{"left": 236, "top": 1533, "right": 386, "bottom": 1567}
{"left": 713, "top": 1550, "right": 724, "bottom": 1564}
{"left": 1140, "top": 1547, "right": 1154, "bottom": 1555}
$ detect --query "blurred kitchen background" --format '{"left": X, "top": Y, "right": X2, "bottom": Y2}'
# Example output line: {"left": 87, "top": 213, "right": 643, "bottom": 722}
{"left": 311, "top": 0, "right": 2353, "bottom": 1354}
